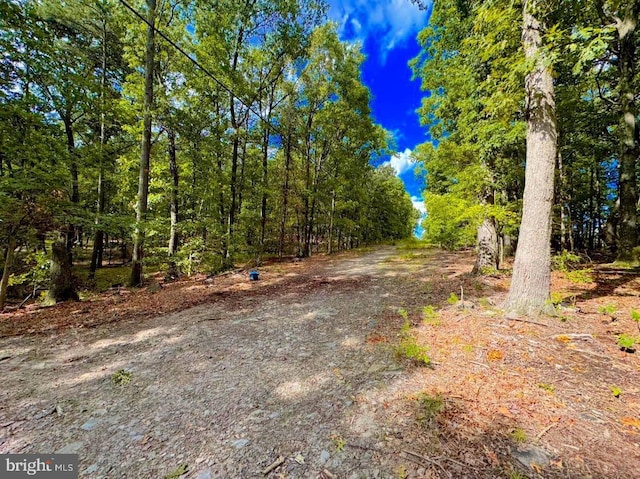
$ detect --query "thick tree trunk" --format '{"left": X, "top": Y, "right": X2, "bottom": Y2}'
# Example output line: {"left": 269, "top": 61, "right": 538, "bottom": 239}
{"left": 472, "top": 216, "right": 499, "bottom": 274}
{"left": 504, "top": 2, "right": 557, "bottom": 315}
{"left": 0, "top": 238, "right": 17, "bottom": 310}
{"left": 130, "top": 0, "right": 156, "bottom": 287}
{"left": 46, "top": 230, "right": 78, "bottom": 304}
{"left": 616, "top": 4, "right": 639, "bottom": 261}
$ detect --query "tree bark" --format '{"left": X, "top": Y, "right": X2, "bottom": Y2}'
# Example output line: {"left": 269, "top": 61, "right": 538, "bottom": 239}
{"left": 168, "top": 128, "right": 179, "bottom": 257}
{"left": 130, "top": 0, "right": 156, "bottom": 287}
{"left": 46, "top": 229, "right": 79, "bottom": 304}
{"left": 279, "top": 133, "right": 292, "bottom": 258}
{"left": 89, "top": 20, "right": 109, "bottom": 280}
{"left": 616, "top": 3, "right": 639, "bottom": 261}
{"left": 504, "top": 1, "right": 557, "bottom": 315}
{"left": 472, "top": 216, "right": 499, "bottom": 274}
{"left": 0, "top": 238, "right": 17, "bottom": 310}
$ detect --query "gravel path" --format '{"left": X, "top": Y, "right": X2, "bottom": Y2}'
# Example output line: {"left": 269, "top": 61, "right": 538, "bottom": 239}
{"left": 0, "top": 247, "right": 418, "bottom": 478}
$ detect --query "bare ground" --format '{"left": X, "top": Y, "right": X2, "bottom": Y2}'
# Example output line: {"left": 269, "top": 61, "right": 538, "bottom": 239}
{"left": 1, "top": 246, "right": 639, "bottom": 479}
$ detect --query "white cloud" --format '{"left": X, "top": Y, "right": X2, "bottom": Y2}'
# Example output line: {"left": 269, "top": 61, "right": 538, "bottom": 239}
{"left": 381, "top": 148, "right": 416, "bottom": 176}
{"left": 411, "top": 196, "right": 426, "bottom": 214}
{"left": 329, "top": 0, "right": 430, "bottom": 59}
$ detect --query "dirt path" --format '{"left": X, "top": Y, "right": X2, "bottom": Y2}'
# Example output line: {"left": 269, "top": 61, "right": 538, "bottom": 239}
{"left": 2, "top": 246, "right": 640, "bottom": 479}
{"left": 0, "top": 247, "right": 422, "bottom": 478}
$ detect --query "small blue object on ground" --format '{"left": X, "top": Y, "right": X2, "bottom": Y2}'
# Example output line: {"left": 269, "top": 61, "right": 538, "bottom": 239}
{"left": 249, "top": 270, "right": 260, "bottom": 281}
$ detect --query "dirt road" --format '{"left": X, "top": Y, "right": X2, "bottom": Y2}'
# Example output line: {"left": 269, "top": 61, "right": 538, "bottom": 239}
{"left": 0, "top": 247, "right": 425, "bottom": 478}
{"left": 2, "top": 245, "right": 640, "bottom": 479}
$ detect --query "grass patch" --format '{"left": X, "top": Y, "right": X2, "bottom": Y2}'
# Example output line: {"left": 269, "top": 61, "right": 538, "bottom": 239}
{"left": 111, "top": 369, "right": 132, "bottom": 386}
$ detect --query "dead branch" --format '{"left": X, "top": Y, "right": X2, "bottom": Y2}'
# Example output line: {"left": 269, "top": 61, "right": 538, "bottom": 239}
{"left": 262, "top": 456, "right": 285, "bottom": 476}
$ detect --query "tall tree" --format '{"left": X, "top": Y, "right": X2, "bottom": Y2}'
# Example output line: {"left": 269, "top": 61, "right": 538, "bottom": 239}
{"left": 129, "top": 0, "right": 157, "bottom": 286}
{"left": 504, "top": 0, "right": 557, "bottom": 314}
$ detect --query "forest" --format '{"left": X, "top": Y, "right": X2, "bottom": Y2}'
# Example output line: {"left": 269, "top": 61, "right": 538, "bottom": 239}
{"left": 0, "top": 0, "right": 418, "bottom": 309}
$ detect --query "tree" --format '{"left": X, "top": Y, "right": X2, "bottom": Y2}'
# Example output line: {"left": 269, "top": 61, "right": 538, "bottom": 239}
{"left": 504, "top": 0, "right": 557, "bottom": 314}
{"left": 129, "top": 0, "right": 156, "bottom": 286}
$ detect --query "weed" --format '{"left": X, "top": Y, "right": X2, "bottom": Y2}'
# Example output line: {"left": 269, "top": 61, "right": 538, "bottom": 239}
{"left": 552, "top": 251, "right": 582, "bottom": 272}
{"left": 538, "top": 383, "right": 555, "bottom": 393}
{"left": 395, "top": 335, "right": 431, "bottom": 366}
{"left": 394, "top": 465, "right": 408, "bottom": 479}
{"left": 447, "top": 292, "right": 459, "bottom": 305}
{"left": 480, "top": 266, "right": 499, "bottom": 276}
{"left": 631, "top": 309, "right": 640, "bottom": 325}
{"left": 549, "top": 291, "right": 565, "bottom": 307}
{"left": 165, "top": 464, "right": 188, "bottom": 479}
{"left": 461, "top": 344, "right": 474, "bottom": 353}
{"left": 111, "top": 369, "right": 132, "bottom": 386}
{"left": 508, "top": 470, "right": 527, "bottom": 479}
{"left": 566, "top": 268, "right": 593, "bottom": 284}
{"left": 474, "top": 281, "right": 484, "bottom": 292}
{"left": 598, "top": 303, "right": 617, "bottom": 316}
{"left": 416, "top": 393, "right": 444, "bottom": 427}
{"left": 510, "top": 427, "right": 527, "bottom": 443}
{"left": 609, "top": 385, "right": 622, "bottom": 398}
{"left": 331, "top": 433, "right": 346, "bottom": 452}
{"left": 398, "top": 308, "right": 409, "bottom": 321}
{"left": 422, "top": 305, "right": 440, "bottom": 326}
{"left": 617, "top": 333, "right": 637, "bottom": 352}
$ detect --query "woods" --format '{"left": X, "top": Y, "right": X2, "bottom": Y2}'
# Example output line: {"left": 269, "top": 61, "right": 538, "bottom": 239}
{"left": 412, "top": 0, "right": 640, "bottom": 313}
{"left": 0, "top": 0, "right": 417, "bottom": 307}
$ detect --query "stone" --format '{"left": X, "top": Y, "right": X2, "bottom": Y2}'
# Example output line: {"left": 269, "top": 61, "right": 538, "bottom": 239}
{"left": 231, "top": 439, "right": 249, "bottom": 449}
{"left": 196, "top": 471, "right": 212, "bottom": 479}
{"left": 84, "top": 464, "right": 99, "bottom": 474}
{"left": 319, "top": 450, "right": 330, "bottom": 465}
{"left": 511, "top": 445, "right": 552, "bottom": 469}
{"left": 80, "top": 418, "right": 100, "bottom": 431}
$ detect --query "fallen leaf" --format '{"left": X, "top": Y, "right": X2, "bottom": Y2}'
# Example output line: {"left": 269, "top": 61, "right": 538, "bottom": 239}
{"left": 497, "top": 406, "right": 515, "bottom": 418}
{"left": 620, "top": 417, "right": 640, "bottom": 429}
{"left": 294, "top": 454, "right": 305, "bottom": 465}
{"left": 487, "top": 349, "right": 504, "bottom": 361}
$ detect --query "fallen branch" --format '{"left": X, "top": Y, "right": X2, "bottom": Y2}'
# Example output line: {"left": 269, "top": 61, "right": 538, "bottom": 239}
{"left": 504, "top": 316, "right": 548, "bottom": 327}
{"left": 535, "top": 423, "right": 556, "bottom": 442}
{"left": 262, "top": 456, "right": 285, "bottom": 476}
{"left": 551, "top": 333, "right": 594, "bottom": 341}
{"left": 401, "top": 450, "right": 451, "bottom": 478}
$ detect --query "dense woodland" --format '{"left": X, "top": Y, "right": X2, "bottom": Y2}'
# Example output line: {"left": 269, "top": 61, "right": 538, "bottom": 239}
{"left": 1, "top": 0, "right": 639, "bottom": 316}
{"left": 412, "top": 0, "right": 639, "bottom": 312}
{"left": 0, "top": 0, "right": 418, "bottom": 308}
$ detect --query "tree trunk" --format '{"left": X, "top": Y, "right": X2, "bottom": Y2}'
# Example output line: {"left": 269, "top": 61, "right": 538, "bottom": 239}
{"left": 260, "top": 127, "right": 269, "bottom": 252}
{"left": 616, "top": 3, "right": 639, "bottom": 261}
{"left": 472, "top": 216, "right": 499, "bottom": 274}
{"left": 279, "top": 133, "right": 292, "bottom": 258}
{"left": 46, "top": 229, "right": 78, "bottom": 304}
{"left": 89, "top": 20, "right": 109, "bottom": 280}
{"left": 130, "top": 0, "right": 156, "bottom": 287}
{"left": 328, "top": 190, "right": 336, "bottom": 254}
{"left": 0, "top": 238, "right": 17, "bottom": 310}
{"left": 504, "top": 1, "right": 557, "bottom": 315}
{"left": 168, "top": 128, "right": 179, "bottom": 257}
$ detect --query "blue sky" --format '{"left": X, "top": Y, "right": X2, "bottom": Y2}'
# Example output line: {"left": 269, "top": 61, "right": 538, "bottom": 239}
{"left": 328, "top": 0, "right": 433, "bottom": 216}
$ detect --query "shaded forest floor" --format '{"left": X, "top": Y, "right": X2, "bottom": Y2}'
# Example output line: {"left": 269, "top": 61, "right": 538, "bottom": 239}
{"left": 1, "top": 245, "right": 639, "bottom": 478}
